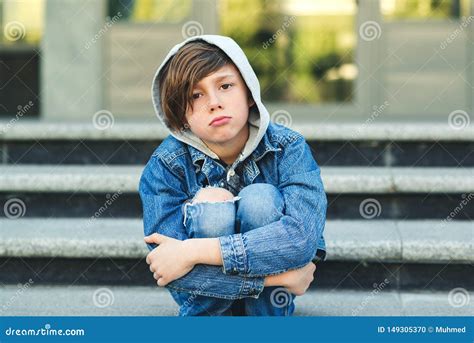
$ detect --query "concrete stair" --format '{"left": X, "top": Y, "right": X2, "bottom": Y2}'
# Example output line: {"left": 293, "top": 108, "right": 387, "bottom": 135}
{"left": 1, "top": 122, "right": 474, "bottom": 167}
{"left": 1, "top": 285, "right": 471, "bottom": 316}
{"left": 0, "top": 165, "right": 472, "bottom": 219}
{"left": 0, "top": 165, "right": 473, "bottom": 193}
{"left": 0, "top": 121, "right": 472, "bottom": 316}
{"left": 0, "top": 219, "right": 471, "bottom": 263}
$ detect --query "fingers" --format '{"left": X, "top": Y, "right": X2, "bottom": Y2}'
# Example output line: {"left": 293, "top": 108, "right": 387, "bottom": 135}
{"left": 145, "top": 252, "right": 154, "bottom": 265}
{"left": 144, "top": 233, "right": 158, "bottom": 243}
{"left": 144, "top": 236, "right": 169, "bottom": 287}
{"left": 148, "top": 262, "right": 167, "bottom": 286}
{"left": 157, "top": 278, "right": 168, "bottom": 287}
{"left": 152, "top": 270, "right": 166, "bottom": 287}
{"left": 144, "top": 233, "right": 166, "bottom": 244}
{"left": 152, "top": 271, "right": 168, "bottom": 287}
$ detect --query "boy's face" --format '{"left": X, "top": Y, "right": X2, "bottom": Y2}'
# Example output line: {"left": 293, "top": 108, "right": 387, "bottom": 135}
{"left": 185, "top": 64, "right": 254, "bottom": 147}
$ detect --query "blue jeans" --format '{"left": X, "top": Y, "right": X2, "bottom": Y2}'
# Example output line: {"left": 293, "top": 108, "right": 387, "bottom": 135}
{"left": 169, "top": 183, "right": 296, "bottom": 316}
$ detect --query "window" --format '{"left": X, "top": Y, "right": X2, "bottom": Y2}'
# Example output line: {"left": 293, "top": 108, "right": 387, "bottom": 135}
{"left": 381, "top": 0, "right": 469, "bottom": 20}
{"left": 218, "top": 0, "right": 358, "bottom": 105}
{"left": 0, "top": 0, "right": 44, "bottom": 117}
{"left": 107, "top": 0, "right": 192, "bottom": 23}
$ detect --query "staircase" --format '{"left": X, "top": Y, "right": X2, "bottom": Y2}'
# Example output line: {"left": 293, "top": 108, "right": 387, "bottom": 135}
{"left": 0, "top": 121, "right": 472, "bottom": 316}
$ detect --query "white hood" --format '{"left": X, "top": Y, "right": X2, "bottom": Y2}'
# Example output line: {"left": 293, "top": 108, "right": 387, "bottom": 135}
{"left": 151, "top": 35, "right": 270, "bottom": 179}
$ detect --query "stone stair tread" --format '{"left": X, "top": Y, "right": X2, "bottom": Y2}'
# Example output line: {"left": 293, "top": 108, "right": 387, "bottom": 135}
{"left": 0, "top": 285, "right": 471, "bottom": 316}
{"left": 0, "top": 165, "right": 473, "bottom": 193}
{"left": 1, "top": 121, "right": 473, "bottom": 141}
{"left": 0, "top": 218, "right": 471, "bottom": 263}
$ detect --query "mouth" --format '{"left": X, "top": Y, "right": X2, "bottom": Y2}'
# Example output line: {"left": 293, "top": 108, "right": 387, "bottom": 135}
{"left": 209, "top": 116, "right": 232, "bottom": 127}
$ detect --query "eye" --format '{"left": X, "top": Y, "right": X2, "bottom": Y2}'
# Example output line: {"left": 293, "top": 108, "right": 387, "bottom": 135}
{"left": 220, "top": 83, "right": 234, "bottom": 90}
{"left": 192, "top": 93, "right": 202, "bottom": 100}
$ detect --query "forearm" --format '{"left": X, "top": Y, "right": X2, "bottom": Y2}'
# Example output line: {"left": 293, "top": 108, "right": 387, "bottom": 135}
{"left": 263, "top": 273, "right": 287, "bottom": 287}
{"left": 184, "top": 238, "right": 292, "bottom": 279}
{"left": 171, "top": 239, "right": 291, "bottom": 298}
{"left": 166, "top": 264, "right": 264, "bottom": 300}
{"left": 184, "top": 238, "right": 223, "bottom": 266}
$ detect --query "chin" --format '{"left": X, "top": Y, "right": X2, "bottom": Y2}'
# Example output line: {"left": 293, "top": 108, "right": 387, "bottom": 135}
{"left": 205, "top": 131, "right": 238, "bottom": 143}
{"left": 208, "top": 136, "right": 237, "bottom": 144}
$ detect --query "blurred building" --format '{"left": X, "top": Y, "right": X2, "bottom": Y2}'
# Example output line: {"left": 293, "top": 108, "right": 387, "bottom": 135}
{"left": 0, "top": 0, "right": 472, "bottom": 122}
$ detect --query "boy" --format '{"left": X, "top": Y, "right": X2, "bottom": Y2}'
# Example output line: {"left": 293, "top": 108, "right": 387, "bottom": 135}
{"left": 139, "top": 35, "right": 327, "bottom": 316}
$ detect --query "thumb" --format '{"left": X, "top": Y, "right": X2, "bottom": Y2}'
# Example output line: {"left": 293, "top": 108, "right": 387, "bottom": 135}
{"left": 144, "top": 233, "right": 166, "bottom": 244}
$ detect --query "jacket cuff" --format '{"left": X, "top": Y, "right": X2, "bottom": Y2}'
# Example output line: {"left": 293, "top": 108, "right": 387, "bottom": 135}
{"left": 241, "top": 276, "right": 265, "bottom": 298}
{"left": 219, "top": 234, "right": 248, "bottom": 275}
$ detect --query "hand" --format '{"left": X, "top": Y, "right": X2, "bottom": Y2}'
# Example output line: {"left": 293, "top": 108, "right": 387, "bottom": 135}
{"left": 265, "top": 262, "right": 316, "bottom": 296}
{"left": 144, "top": 233, "right": 195, "bottom": 287}
{"left": 282, "top": 262, "right": 316, "bottom": 295}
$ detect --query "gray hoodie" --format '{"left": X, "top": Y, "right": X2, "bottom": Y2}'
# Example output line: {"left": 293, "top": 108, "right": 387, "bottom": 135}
{"left": 151, "top": 35, "right": 270, "bottom": 182}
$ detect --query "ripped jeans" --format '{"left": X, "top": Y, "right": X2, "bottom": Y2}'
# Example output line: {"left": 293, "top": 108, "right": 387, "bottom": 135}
{"left": 169, "top": 183, "right": 296, "bottom": 316}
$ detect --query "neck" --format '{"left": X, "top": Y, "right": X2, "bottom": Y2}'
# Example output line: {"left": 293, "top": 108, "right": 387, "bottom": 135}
{"left": 204, "top": 124, "right": 249, "bottom": 165}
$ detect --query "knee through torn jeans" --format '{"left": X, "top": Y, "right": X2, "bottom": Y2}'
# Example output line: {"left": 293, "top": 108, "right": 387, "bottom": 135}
{"left": 170, "top": 183, "right": 296, "bottom": 316}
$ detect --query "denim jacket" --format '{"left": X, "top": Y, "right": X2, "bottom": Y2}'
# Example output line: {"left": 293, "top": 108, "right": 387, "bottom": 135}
{"left": 139, "top": 122, "right": 327, "bottom": 300}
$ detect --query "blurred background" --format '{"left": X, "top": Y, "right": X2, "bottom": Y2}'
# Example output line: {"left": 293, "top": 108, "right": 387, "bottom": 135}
{"left": 0, "top": 0, "right": 472, "bottom": 317}
{"left": 0, "top": 0, "right": 472, "bottom": 120}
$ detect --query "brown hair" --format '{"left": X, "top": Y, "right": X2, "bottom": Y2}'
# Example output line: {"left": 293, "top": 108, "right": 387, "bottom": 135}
{"left": 159, "top": 40, "right": 237, "bottom": 132}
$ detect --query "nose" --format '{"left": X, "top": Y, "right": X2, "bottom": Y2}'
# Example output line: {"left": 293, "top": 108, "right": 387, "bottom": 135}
{"left": 207, "top": 91, "right": 222, "bottom": 112}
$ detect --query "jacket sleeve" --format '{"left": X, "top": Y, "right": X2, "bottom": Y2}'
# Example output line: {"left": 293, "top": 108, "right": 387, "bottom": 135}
{"left": 139, "top": 154, "right": 264, "bottom": 300}
{"left": 218, "top": 135, "right": 327, "bottom": 277}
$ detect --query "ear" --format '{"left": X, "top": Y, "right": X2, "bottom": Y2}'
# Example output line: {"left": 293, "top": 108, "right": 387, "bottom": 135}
{"left": 246, "top": 88, "right": 255, "bottom": 108}
{"left": 248, "top": 97, "right": 255, "bottom": 108}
